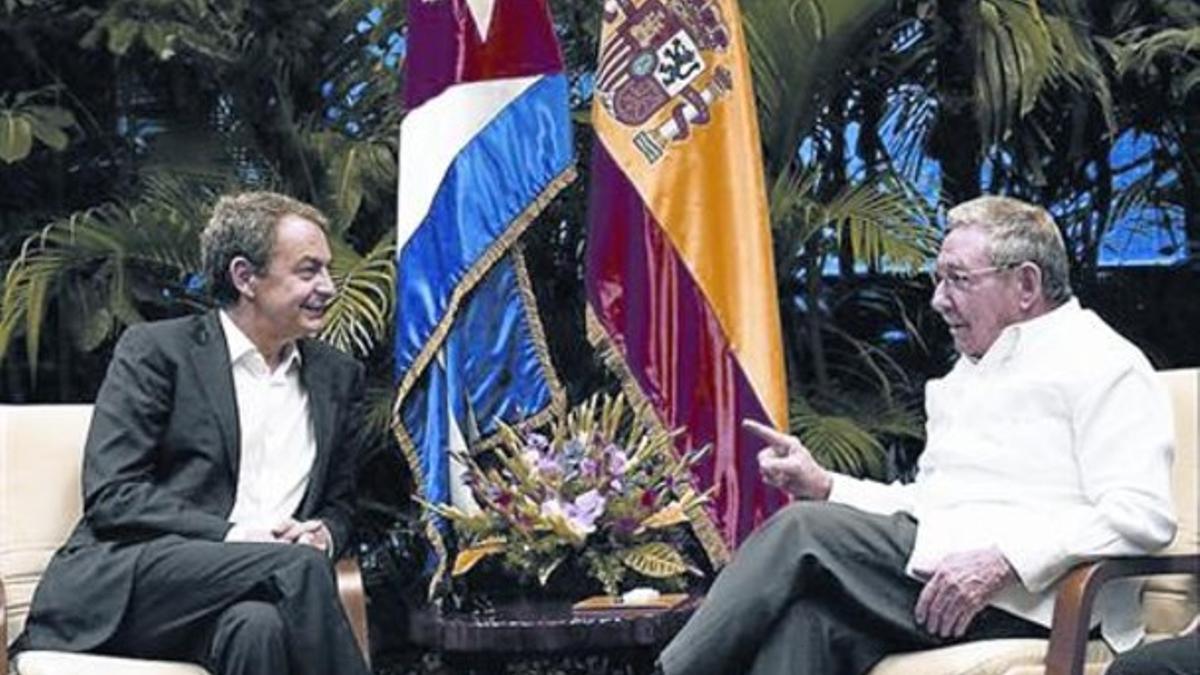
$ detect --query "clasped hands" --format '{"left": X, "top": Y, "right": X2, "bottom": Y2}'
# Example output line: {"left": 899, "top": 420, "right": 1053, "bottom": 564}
{"left": 225, "top": 518, "right": 332, "bottom": 553}
{"left": 744, "top": 419, "right": 1016, "bottom": 638}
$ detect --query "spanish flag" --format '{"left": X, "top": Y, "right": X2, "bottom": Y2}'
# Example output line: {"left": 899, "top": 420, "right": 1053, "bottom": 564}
{"left": 586, "top": 0, "right": 788, "bottom": 562}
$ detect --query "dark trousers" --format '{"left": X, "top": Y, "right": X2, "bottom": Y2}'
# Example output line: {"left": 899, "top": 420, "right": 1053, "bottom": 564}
{"left": 660, "top": 502, "right": 1047, "bottom": 675}
{"left": 1107, "top": 634, "right": 1199, "bottom": 675}
{"left": 100, "top": 538, "right": 370, "bottom": 675}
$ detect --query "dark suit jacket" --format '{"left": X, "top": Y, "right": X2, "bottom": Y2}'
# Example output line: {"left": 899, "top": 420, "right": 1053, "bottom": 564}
{"left": 22, "top": 311, "right": 367, "bottom": 652}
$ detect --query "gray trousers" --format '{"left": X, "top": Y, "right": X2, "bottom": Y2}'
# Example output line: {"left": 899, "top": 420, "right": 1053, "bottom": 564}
{"left": 100, "top": 537, "right": 370, "bottom": 675}
{"left": 660, "top": 502, "right": 1047, "bottom": 675}
{"left": 1107, "top": 634, "right": 1199, "bottom": 675}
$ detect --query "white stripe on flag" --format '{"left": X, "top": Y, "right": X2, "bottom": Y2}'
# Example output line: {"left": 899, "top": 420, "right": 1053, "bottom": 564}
{"left": 438, "top": 347, "right": 481, "bottom": 515}
{"left": 398, "top": 76, "right": 540, "bottom": 247}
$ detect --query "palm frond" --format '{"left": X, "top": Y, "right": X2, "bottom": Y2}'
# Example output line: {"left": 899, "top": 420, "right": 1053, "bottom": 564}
{"left": 744, "top": 0, "right": 897, "bottom": 174}
{"left": 790, "top": 396, "right": 886, "bottom": 477}
{"left": 790, "top": 388, "right": 924, "bottom": 479}
{"left": 304, "top": 130, "right": 397, "bottom": 233}
{"left": 319, "top": 232, "right": 395, "bottom": 357}
{"left": 976, "top": 0, "right": 1112, "bottom": 148}
{"left": 823, "top": 173, "right": 937, "bottom": 272}
{"left": 0, "top": 197, "right": 205, "bottom": 373}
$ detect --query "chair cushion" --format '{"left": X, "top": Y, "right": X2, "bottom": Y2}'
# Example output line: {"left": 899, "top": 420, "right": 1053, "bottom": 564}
{"left": 867, "top": 638, "right": 1114, "bottom": 675}
{"left": 12, "top": 650, "right": 211, "bottom": 675}
{"left": 1144, "top": 369, "right": 1199, "bottom": 635}
{"left": 1, "top": 405, "right": 94, "bottom": 642}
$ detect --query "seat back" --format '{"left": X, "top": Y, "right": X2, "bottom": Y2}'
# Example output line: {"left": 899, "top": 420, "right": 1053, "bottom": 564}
{"left": 0, "top": 404, "right": 94, "bottom": 644}
{"left": 1143, "top": 368, "right": 1199, "bottom": 634}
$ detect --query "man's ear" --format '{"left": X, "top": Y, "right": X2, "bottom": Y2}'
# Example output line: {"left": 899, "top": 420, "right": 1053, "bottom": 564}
{"left": 229, "top": 257, "right": 257, "bottom": 300}
{"left": 1015, "top": 261, "right": 1043, "bottom": 312}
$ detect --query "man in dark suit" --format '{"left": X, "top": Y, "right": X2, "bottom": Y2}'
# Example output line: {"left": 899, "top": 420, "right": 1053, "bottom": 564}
{"left": 17, "top": 192, "right": 372, "bottom": 675}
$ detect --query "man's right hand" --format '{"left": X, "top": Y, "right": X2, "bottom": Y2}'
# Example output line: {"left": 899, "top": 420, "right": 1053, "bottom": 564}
{"left": 744, "top": 419, "right": 832, "bottom": 501}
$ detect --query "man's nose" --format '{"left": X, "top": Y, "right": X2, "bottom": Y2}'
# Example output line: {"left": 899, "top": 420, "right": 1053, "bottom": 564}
{"left": 315, "top": 268, "right": 335, "bottom": 295}
{"left": 930, "top": 277, "right": 950, "bottom": 315}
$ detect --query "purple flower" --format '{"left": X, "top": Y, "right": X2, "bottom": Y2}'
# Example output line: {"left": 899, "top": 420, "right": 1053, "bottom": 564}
{"left": 565, "top": 489, "right": 606, "bottom": 532}
{"left": 536, "top": 454, "right": 563, "bottom": 479}
{"left": 580, "top": 456, "right": 600, "bottom": 480}
{"left": 612, "top": 516, "right": 640, "bottom": 537}
{"left": 607, "top": 448, "right": 628, "bottom": 476}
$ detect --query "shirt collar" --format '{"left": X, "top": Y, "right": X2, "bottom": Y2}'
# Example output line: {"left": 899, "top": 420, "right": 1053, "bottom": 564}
{"left": 218, "top": 310, "right": 302, "bottom": 373}
{"left": 975, "top": 297, "right": 1080, "bottom": 367}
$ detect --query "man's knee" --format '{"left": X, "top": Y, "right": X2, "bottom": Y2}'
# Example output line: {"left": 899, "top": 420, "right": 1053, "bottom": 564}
{"left": 280, "top": 545, "right": 338, "bottom": 596}
{"left": 215, "top": 600, "right": 285, "bottom": 642}
{"left": 767, "top": 501, "right": 849, "bottom": 547}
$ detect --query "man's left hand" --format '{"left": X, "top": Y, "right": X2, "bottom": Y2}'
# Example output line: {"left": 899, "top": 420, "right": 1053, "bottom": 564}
{"left": 272, "top": 518, "right": 333, "bottom": 553}
{"left": 913, "top": 547, "right": 1016, "bottom": 638}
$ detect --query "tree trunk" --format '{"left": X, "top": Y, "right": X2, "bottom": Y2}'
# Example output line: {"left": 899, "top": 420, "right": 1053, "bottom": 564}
{"left": 929, "top": 0, "right": 983, "bottom": 204}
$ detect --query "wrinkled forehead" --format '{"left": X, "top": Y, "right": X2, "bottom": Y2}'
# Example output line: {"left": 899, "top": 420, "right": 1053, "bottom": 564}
{"left": 937, "top": 226, "right": 992, "bottom": 267}
{"left": 269, "top": 214, "right": 332, "bottom": 265}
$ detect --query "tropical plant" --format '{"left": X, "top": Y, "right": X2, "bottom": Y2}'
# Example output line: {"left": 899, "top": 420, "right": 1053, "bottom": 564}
{"left": 743, "top": 0, "right": 941, "bottom": 478}
{"left": 0, "top": 87, "right": 76, "bottom": 164}
{"left": 0, "top": 0, "right": 403, "bottom": 402}
{"left": 0, "top": 169, "right": 395, "bottom": 376}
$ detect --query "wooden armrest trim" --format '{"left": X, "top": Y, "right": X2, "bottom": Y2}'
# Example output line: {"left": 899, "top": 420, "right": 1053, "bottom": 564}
{"left": 336, "top": 558, "right": 370, "bottom": 667}
{"left": 1044, "top": 554, "right": 1200, "bottom": 675}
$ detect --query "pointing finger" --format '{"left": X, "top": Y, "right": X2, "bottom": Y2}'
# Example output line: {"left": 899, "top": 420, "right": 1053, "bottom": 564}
{"left": 742, "top": 419, "right": 795, "bottom": 456}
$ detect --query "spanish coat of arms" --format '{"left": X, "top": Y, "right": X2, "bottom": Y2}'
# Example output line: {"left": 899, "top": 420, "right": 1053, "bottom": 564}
{"left": 596, "top": 0, "right": 733, "bottom": 163}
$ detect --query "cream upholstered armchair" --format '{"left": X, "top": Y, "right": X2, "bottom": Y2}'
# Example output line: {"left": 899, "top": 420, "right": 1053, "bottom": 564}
{"left": 0, "top": 405, "right": 370, "bottom": 675}
{"left": 868, "top": 368, "right": 1200, "bottom": 675}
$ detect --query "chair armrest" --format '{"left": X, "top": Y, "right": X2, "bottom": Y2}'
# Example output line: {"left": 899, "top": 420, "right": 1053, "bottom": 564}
{"left": 336, "top": 557, "right": 370, "bottom": 666}
{"left": 2, "top": 575, "right": 8, "bottom": 675}
{"left": 1044, "top": 553, "right": 1200, "bottom": 675}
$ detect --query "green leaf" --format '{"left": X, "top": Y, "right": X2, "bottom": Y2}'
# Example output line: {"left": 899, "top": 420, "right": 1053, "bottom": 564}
{"left": 332, "top": 143, "right": 365, "bottom": 224}
{"left": 319, "top": 234, "right": 394, "bottom": 356}
{"left": 0, "top": 112, "right": 34, "bottom": 163}
{"left": 636, "top": 502, "right": 690, "bottom": 533}
{"left": 107, "top": 19, "right": 140, "bottom": 56}
{"left": 26, "top": 115, "right": 71, "bottom": 151}
{"left": 537, "top": 555, "right": 567, "bottom": 587}
{"left": 452, "top": 537, "right": 506, "bottom": 577}
{"left": 142, "top": 23, "right": 176, "bottom": 59}
{"left": 618, "top": 542, "right": 690, "bottom": 579}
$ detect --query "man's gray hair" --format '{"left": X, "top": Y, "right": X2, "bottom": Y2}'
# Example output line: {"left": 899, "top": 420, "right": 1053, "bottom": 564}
{"left": 200, "top": 191, "right": 329, "bottom": 306}
{"left": 946, "top": 195, "right": 1073, "bottom": 306}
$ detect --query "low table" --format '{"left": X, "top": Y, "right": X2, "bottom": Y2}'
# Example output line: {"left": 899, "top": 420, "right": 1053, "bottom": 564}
{"left": 390, "top": 595, "right": 701, "bottom": 674}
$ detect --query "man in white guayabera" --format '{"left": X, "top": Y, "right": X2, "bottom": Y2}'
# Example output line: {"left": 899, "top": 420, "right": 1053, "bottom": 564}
{"left": 658, "top": 195, "right": 1176, "bottom": 675}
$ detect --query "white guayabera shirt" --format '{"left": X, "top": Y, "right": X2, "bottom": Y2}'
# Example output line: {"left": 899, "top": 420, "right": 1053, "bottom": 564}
{"left": 830, "top": 299, "right": 1177, "bottom": 651}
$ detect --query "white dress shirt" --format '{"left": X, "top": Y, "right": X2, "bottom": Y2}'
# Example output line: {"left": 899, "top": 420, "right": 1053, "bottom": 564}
{"left": 829, "top": 299, "right": 1177, "bottom": 650}
{"left": 220, "top": 311, "right": 317, "bottom": 533}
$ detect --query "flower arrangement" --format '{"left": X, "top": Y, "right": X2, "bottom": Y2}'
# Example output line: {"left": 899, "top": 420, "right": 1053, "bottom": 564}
{"left": 423, "top": 393, "right": 710, "bottom": 598}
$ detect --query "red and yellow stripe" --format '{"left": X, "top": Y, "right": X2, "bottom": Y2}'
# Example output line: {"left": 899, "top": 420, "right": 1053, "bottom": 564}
{"left": 586, "top": 0, "right": 788, "bottom": 557}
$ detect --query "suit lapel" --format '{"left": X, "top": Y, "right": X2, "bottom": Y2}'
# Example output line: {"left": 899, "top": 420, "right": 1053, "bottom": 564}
{"left": 298, "top": 340, "right": 334, "bottom": 515}
{"left": 189, "top": 311, "right": 241, "bottom": 479}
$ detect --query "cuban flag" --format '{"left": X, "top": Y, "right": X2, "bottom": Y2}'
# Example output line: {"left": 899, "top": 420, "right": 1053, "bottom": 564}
{"left": 394, "top": 0, "right": 574, "bottom": 585}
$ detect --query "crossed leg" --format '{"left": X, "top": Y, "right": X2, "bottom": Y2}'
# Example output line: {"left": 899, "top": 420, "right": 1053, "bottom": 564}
{"left": 102, "top": 537, "right": 369, "bottom": 675}
{"left": 661, "top": 502, "right": 1046, "bottom": 675}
